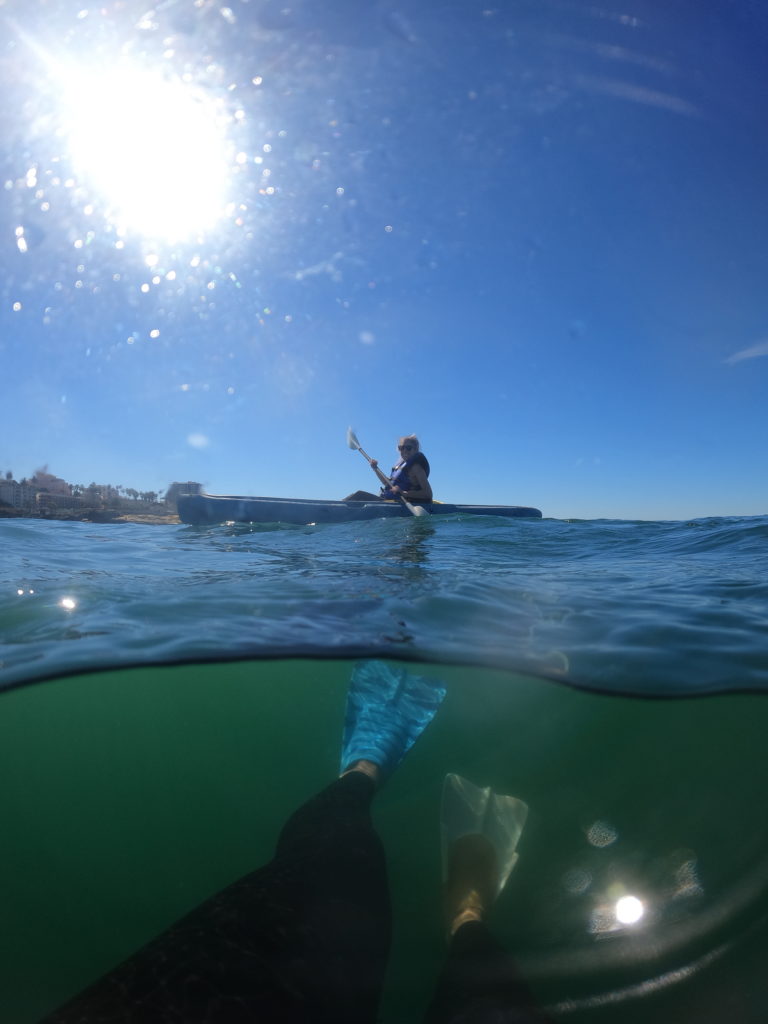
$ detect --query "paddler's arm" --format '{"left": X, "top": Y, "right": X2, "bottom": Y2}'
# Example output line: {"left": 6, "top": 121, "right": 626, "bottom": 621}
{"left": 369, "top": 458, "right": 396, "bottom": 494}
{"left": 391, "top": 463, "right": 432, "bottom": 502}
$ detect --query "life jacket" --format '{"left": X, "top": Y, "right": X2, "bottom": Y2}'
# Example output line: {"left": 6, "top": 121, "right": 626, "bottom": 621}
{"left": 380, "top": 452, "right": 430, "bottom": 498}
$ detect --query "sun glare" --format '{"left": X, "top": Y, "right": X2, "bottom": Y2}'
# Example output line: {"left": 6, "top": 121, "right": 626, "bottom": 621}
{"left": 56, "top": 63, "right": 232, "bottom": 242}
{"left": 615, "top": 895, "right": 644, "bottom": 925}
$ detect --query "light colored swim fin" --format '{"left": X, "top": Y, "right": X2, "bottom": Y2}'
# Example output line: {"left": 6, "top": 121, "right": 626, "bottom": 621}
{"left": 441, "top": 773, "right": 529, "bottom": 896}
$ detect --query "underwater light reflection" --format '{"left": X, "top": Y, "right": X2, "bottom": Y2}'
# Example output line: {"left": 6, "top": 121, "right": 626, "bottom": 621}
{"left": 615, "top": 894, "right": 645, "bottom": 925}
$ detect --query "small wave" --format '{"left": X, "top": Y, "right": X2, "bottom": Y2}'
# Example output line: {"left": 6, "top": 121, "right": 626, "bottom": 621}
{"left": 1, "top": 516, "right": 767, "bottom": 697}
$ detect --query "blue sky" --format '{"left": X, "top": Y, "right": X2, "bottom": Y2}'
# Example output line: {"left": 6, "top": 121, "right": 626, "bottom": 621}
{"left": 1, "top": 0, "right": 766, "bottom": 520}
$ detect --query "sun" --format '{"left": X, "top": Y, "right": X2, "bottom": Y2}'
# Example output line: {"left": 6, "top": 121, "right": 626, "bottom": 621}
{"left": 55, "top": 61, "right": 233, "bottom": 243}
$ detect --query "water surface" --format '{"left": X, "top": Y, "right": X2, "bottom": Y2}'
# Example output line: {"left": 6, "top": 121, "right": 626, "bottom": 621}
{"left": 3, "top": 514, "right": 767, "bottom": 695}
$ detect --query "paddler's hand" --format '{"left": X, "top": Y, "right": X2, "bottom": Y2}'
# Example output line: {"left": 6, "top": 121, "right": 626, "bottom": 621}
{"left": 370, "top": 459, "right": 378, "bottom": 468}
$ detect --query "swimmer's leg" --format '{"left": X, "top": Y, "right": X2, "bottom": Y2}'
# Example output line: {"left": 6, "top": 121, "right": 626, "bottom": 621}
{"left": 41, "top": 771, "right": 387, "bottom": 1024}
{"left": 423, "top": 775, "right": 551, "bottom": 1024}
{"left": 424, "top": 916, "right": 553, "bottom": 1023}
{"left": 41, "top": 662, "right": 446, "bottom": 1024}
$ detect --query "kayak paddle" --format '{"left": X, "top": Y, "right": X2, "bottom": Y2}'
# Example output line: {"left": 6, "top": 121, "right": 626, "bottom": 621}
{"left": 346, "top": 427, "right": 428, "bottom": 517}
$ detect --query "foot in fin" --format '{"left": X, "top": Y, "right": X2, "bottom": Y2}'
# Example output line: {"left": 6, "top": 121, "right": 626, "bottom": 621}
{"left": 339, "top": 660, "right": 446, "bottom": 780}
{"left": 440, "top": 773, "right": 528, "bottom": 935}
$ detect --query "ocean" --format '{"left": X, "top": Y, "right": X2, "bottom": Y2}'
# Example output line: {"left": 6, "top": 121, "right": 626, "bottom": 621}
{"left": 2, "top": 514, "right": 768, "bottom": 1022}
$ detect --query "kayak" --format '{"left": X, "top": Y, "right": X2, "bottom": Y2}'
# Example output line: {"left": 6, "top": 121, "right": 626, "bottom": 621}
{"left": 177, "top": 493, "right": 543, "bottom": 525}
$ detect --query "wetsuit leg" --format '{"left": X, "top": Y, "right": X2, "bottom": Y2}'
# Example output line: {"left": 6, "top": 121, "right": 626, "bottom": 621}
{"left": 42, "top": 772, "right": 390, "bottom": 1024}
{"left": 268, "top": 769, "right": 392, "bottom": 1018}
{"left": 423, "top": 920, "right": 552, "bottom": 1024}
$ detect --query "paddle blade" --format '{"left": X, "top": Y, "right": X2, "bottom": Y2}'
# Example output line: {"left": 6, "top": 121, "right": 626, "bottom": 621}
{"left": 347, "top": 426, "right": 361, "bottom": 450}
{"left": 412, "top": 505, "right": 428, "bottom": 517}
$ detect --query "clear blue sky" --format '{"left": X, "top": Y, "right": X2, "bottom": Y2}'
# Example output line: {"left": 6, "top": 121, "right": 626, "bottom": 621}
{"left": 1, "top": 0, "right": 766, "bottom": 520}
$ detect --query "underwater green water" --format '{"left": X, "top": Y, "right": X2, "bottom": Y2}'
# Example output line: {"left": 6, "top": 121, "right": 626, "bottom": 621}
{"left": 2, "top": 659, "right": 768, "bottom": 1022}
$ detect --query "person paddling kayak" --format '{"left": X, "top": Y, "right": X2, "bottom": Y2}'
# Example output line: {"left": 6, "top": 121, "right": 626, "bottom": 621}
{"left": 344, "top": 435, "right": 433, "bottom": 503}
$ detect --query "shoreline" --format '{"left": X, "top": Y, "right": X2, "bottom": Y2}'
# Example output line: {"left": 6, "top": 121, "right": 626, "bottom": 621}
{"left": 109, "top": 513, "right": 181, "bottom": 525}
{"left": 0, "top": 509, "right": 181, "bottom": 525}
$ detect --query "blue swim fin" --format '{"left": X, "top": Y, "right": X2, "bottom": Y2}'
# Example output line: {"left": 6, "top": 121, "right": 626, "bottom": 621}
{"left": 340, "top": 660, "right": 447, "bottom": 777}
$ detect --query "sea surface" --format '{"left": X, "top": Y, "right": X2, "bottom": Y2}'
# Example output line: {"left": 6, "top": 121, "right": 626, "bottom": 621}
{"left": 2, "top": 513, "right": 768, "bottom": 695}
{"left": 2, "top": 514, "right": 768, "bottom": 1023}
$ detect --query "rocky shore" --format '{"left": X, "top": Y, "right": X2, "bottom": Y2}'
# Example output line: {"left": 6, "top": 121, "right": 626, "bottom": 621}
{"left": 0, "top": 506, "right": 180, "bottom": 525}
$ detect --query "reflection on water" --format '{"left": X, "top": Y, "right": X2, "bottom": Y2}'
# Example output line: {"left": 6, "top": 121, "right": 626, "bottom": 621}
{"left": 2, "top": 659, "right": 767, "bottom": 1022}
{"left": 380, "top": 520, "right": 435, "bottom": 580}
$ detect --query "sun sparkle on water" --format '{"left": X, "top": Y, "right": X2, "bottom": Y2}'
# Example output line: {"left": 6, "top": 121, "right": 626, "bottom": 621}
{"left": 55, "top": 63, "right": 233, "bottom": 242}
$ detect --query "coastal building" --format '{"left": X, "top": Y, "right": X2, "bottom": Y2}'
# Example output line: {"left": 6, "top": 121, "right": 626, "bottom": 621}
{"left": 0, "top": 480, "right": 36, "bottom": 509}
{"left": 36, "top": 492, "right": 82, "bottom": 511}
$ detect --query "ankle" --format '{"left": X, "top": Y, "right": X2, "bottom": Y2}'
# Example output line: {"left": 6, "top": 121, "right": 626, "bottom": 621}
{"left": 443, "top": 834, "right": 498, "bottom": 937}
{"left": 449, "top": 905, "right": 484, "bottom": 936}
{"left": 340, "top": 759, "right": 380, "bottom": 784}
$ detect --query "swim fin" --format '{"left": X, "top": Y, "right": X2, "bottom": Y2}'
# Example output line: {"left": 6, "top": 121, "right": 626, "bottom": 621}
{"left": 340, "top": 660, "right": 447, "bottom": 778}
{"left": 441, "top": 773, "right": 529, "bottom": 897}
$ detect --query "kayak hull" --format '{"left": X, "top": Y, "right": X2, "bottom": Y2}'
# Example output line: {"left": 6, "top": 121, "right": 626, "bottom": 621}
{"left": 177, "top": 493, "right": 543, "bottom": 525}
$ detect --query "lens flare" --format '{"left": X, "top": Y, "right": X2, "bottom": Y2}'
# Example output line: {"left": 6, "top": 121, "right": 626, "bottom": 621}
{"left": 55, "top": 63, "right": 232, "bottom": 242}
{"left": 615, "top": 895, "right": 644, "bottom": 924}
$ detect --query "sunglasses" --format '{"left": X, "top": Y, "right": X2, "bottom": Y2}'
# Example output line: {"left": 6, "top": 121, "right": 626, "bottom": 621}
{"left": 398, "top": 444, "right": 415, "bottom": 451}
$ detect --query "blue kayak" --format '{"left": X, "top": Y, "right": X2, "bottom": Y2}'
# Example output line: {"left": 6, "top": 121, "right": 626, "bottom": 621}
{"left": 177, "top": 493, "right": 543, "bottom": 525}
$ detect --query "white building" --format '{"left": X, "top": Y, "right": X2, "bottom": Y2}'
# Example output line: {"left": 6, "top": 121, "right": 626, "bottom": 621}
{"left": 0, "top": 480, "right": 36, "bottom": 509}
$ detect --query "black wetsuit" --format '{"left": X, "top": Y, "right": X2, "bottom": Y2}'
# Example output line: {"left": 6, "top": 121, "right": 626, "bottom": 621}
{"left": 41, "top": 773, "right": 550, "bottom": 1024}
